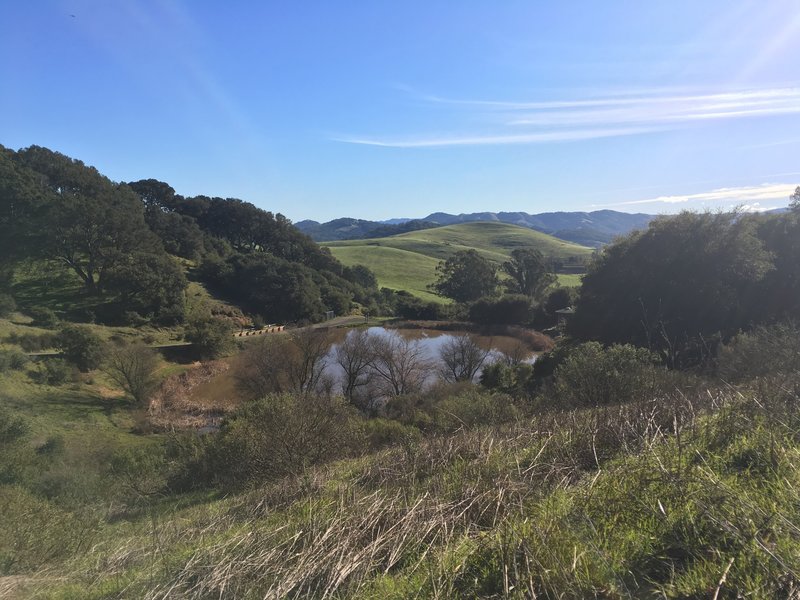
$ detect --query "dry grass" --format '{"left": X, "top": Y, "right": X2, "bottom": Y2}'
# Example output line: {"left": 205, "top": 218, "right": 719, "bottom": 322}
{"left": 148, "top": 360, "right": 236, "bottom": 430}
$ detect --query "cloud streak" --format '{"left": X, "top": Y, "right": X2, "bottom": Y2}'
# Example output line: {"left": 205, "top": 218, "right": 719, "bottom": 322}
{"left": 602, "top": 182, "right": 798, "bottom": 209}
{"left": 336, "top": 86, "right": 800, "bottom": 148}
{"left": 334, "top": 126, "right": 660, "bottom": 148}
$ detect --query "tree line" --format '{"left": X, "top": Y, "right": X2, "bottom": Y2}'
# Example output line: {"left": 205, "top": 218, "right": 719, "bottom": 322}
{"left": 569, "top": 196, "right": 800, "bottom": 367}
{"left": 0, "top": 145, "right": 386, "bottom": 326}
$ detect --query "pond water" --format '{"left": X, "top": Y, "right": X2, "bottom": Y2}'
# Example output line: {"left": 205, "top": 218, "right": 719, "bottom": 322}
{"left": 322, "top": 327, "right": 536, "bottom": 391}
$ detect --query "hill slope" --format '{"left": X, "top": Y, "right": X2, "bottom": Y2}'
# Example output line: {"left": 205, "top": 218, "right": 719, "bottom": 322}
{"left": 324, "top": 222, "right": 593, "bottom": 301}
{"left": 299, "top": 210, "right": 654, "bottom": 246}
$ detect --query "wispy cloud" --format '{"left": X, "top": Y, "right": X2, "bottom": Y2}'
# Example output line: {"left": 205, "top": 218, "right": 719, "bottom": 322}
{"left": 334, "top": 126, "right": 660, "bottom": 148}
{"left": 335, "top": 86, "right": 800, "bottom": 148}
{"left": 600, "top": 182, "right": 798, "bottom": 209}
{"left": 507, "top": 88, "right": 800, "bottom": 127}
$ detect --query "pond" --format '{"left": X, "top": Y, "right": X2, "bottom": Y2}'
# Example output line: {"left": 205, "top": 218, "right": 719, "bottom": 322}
{"left": 322, "top": 326, "right": 536, "bottom": 392}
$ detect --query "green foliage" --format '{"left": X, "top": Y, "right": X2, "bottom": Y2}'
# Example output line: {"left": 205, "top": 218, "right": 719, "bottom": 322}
{"left": 501, "top": 247, "right": 557, "bottom": 299}
{"left": 0, "top": 485, "right": 91, "bottom": 575}
{"left": 34, "top": 358, "right": 73, "bottom": 385}
{"left": 394, "top": 291, "right": 449, "bottom": 320}
{"left": 200, "top": 252, "right": 330, "bottom": 323}
{"left": 13, "top": 146, "right": 162, "bottom": 292}
{"left": 104, "top": 252, "right": 187, "bottom": 324}
{"left": 326, "top": 221, "right": 591, "bottom": 303}
{"left": 0, "top": 348, "right": 29, "bottom": 373}
{"left": 27, "top": 305, "right": 59, "bottom": 328}
{"left": 752, "top": 209, "right": 800, "bottom": 321}
{"left": 57, "top": 324, "right": 104, "bottom": 371}
{"left": 547, "top": 342, "right": 664, "bottom": 408}
{"left": 362, "top": 418, "right": 422, "bottom": 451}
{"left": 430, "top": 249, "right": 498, "bottom": 303}
{"left": 0, "top": 293, "right": 16, "bottom": 317}
{"left": 479, "top": 361, "right": 534, "bottom": 397}
{"left": 9, "top": 330, "right": 58, "bottom": 352}
{"left": 197, "top": 393, "right": 363, "bottom": 486}
{"left": 109, "top": 445, "right": 168, "bottom": 500}
{"left": 184, "top": 314, "right": 233, "bottom": 359}
{"left": 0, "top": 407, "right": 31, "bottom": 485}
{"left": 468, "top": 294, "right": 533, "bottom": 325}
{"left": 532, "top": 285, "right": 579, "bottom": 328}
{"left": 717, "top": 321, "right": 800, "bottom": 382}
{"left": 433, "top": 388, "right": 520, "bottom": 432}
{"left": 571, "top": 211, "right": 773, "bottom": 367}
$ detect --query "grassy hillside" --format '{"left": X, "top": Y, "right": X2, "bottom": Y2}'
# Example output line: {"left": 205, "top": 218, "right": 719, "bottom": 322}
{"left": 7, "top": 379, "right": 800, "bottom": 599}
{"left": 325, "top": 222, "right": 593, "bottom": 300}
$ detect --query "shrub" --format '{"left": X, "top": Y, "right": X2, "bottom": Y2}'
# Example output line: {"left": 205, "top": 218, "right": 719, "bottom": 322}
{"left": 362, "top": 418, "right": 422, "bottom": 451}
{"left": 548, "top": 342, "right": 665, "bottom": 408}
{"left": 122, "top": 310, "right": 150, "bottom": 327}
{"left": 0, "top": 293, "right": 16, "bottom": 318}
{"left": 0, "top": 349, "right": 29, "bottom": 373}
{"left": 35, "top": 359, "right": 73, "bottom": 385}
{"left": 468, "top": 295, "right": 534, "bottom": 325}
{"left": 184, "top": 315, "right": 233, "bottom": 359}
{"left": 103, "top": 342, "right": 160, "bottom": 405}
{"left": 479, "top": 361, "right": 534, "bottom": 398}
{"left": 717, "top": 321, "right": 800, "bottom": 382}
{"left": 190, "top": 393, "right": 364, "bottom": 487}
{"left": 433, "top": 388, "right": 520, "bottom": 432}
{"left": 27, "top": 306, "right": 58, "bottom": 328}
{"left": 395, "top": 293, "right": 448, "bottom": 320}
{"left": 9, "top": 331, "right": 59, "bottom": 352}
{"left": 57, "top": 325, "right": 104, "bottom": 371}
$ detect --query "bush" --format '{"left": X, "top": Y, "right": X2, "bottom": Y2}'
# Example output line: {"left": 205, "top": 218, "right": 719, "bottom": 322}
{"left": 468, "top": 295, "right": 533, "bottom": 325}
{"left": 103, "top": 342, "right": 160, "bottom": 405}
{"left": 717, "top": 322, "right": 800, "bottom": 382}
{"left": 184, "top": 315, "right": 233, "bottom": 359}
{"left": 362, "top": 418, "right": 422, "bottom": 451}
{"left": 0, "top": 293, "right": 16, "bottom": 318}
{"left": 547, "top": 342, "right": 665, "bottom": 408}
{"left": 0, "top": 349, "right": 29, "bottom": 373}
{"left": 384, "top": 383, "right": 519, "bottom": 433}
{"left": 8, "top": 331, "right": 58, "bottom": 352}
{"left": 187, "top": 393, "right": 363, "bottom": 487}
{"left": 395, "top": 293, "right": 448, "bottom": 320}
{"left": 57, "top": 325, "right": 104, "bottom": 371}
{"left": 27, "top": 306, "right": 59, "bottom": 328}
{"left": 479, "top": 361, "right": 534, "bottom": 398}
{"left": 35, "top": 359, "right": 73, "bottom": 385}
{"left": 433, "top": 388, "right": 520, "bottom": 432}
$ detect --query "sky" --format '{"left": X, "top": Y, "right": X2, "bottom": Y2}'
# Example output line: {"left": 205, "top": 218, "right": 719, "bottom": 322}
{"left": 1, "top": 1, "right": 799, "bottom": 222}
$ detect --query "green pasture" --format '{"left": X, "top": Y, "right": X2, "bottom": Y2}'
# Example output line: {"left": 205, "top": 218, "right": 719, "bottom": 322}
{"left": 326, "top": 221, "right": 591, "bottom": 300}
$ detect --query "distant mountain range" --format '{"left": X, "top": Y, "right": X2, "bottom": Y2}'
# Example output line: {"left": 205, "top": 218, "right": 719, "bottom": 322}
{"left": 296, "top": 210, "right": 656, "bottom": 247}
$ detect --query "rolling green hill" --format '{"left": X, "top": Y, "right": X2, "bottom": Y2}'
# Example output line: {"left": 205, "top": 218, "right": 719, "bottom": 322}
{"left": 324, "top": 221, "right": 593, "bottom": 301}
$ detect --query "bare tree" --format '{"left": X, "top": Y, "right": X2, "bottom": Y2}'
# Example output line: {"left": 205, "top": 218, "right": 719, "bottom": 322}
{"left": 236, "top": 328, "right": 333, "bottom": 399}
{"left": 236, "top": 336, "right": 291, "bottom": 399}
{"left": 334, "top": 329, "right": 375, "bottom": 410}
{"left": 104, "top": 342, "right": 160, "bottom": 405}
{"left": 369, "top": 333, "right": 429, "bottom": 396}
{"left": 438, "top": 334, "right": 491, "bottom": 383}
{"left": 286, "top": 328, "right": 332, "bottom": 394}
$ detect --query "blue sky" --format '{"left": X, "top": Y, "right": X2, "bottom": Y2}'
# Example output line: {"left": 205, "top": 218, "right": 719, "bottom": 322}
{"left": 2, "top": 1, "right": 799, "bottom": 222}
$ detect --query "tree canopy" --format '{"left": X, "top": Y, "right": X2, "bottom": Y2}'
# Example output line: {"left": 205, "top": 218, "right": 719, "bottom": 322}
{"left": 501, "top": 248, "right": 556, "bottom": 299}
{"left": 430, "top": 250, "right": 498, "bottom": 303}
{"left": 569, "top": 211, "right": 774, "bottom": 366}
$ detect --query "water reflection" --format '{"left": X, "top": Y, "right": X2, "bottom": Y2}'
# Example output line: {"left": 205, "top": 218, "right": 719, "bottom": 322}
{"left": 323, "top": 327, "right": 535, "bottom": 392}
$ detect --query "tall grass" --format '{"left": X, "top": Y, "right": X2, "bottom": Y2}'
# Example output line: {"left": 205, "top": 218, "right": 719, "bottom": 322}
{"left": 16, "top": 373, "right": 799, "bottom": 599}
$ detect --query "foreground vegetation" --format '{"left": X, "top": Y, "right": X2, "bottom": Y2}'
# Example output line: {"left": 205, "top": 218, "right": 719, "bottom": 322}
{"left": 2, "top": 316, "right": 800, "bottom": 598}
